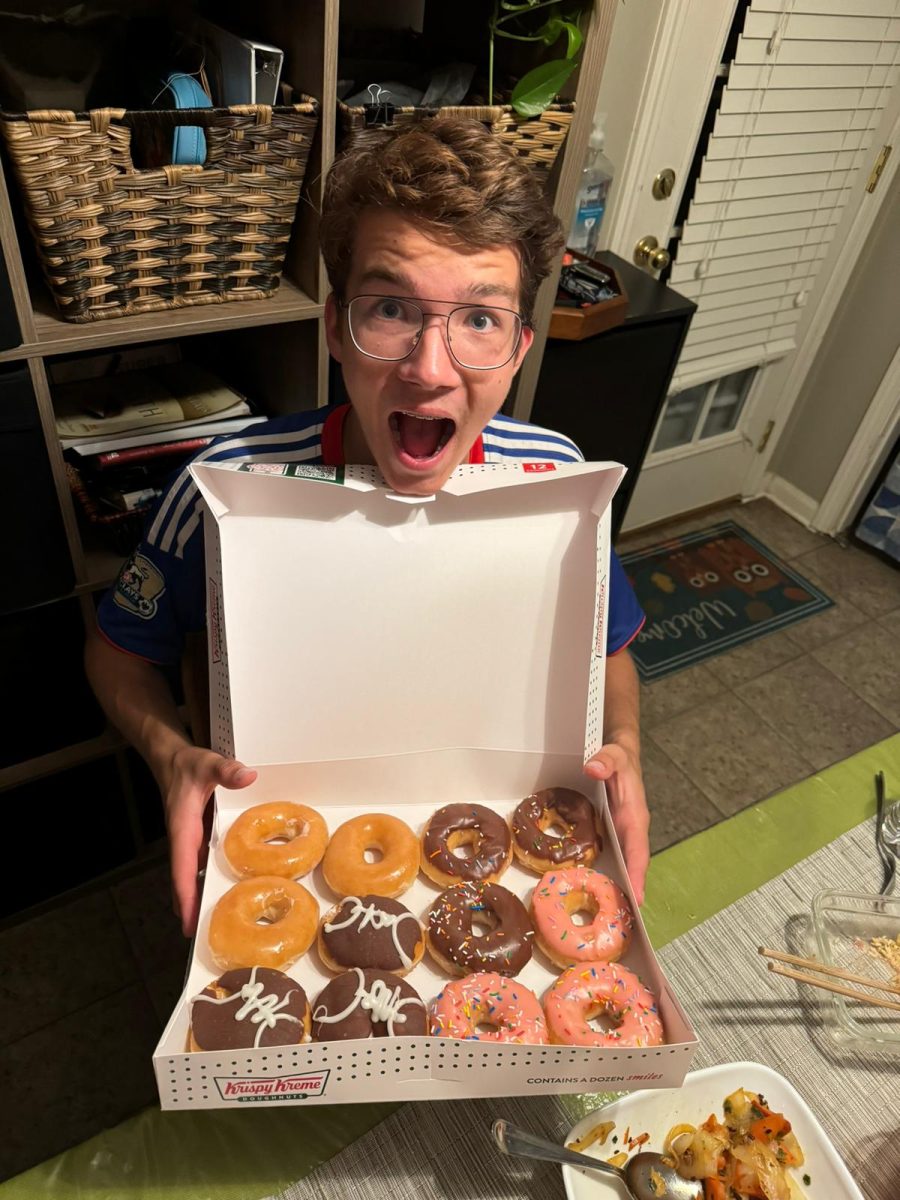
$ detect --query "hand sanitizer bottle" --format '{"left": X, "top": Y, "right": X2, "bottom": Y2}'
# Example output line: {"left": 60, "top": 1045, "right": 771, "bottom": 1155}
{"left": 568, "top": 116, "right": 614, "bottom": 258}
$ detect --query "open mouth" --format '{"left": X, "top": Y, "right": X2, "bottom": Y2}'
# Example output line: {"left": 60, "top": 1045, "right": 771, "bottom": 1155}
{"left": 389, "top": 410, "right": 456, "bottom": 463}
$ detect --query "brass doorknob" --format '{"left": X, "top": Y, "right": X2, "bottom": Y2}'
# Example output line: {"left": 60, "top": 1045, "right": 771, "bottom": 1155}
{"left": 634, "top": 235, "right": 671, "bottom": 272}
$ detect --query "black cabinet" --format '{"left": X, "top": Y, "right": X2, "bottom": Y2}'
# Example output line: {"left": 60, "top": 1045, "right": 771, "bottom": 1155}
{"left": 0, "top": 364, "right": 75, "bottom": 612}
{"left": 530, "top": 252, "right": 696, "bottom": 536}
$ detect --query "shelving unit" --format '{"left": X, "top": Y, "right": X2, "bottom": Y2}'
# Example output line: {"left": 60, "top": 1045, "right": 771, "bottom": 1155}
{"left": 0, "top": 0, "right": 617, "bottom": 910}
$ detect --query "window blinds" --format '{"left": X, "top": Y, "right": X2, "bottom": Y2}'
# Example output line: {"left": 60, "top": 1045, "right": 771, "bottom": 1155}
{"left": 670, "top": 0, "right": 900, "bottom": 388}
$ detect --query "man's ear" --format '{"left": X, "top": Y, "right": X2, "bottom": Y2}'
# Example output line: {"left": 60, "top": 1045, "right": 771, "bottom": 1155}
{"left": 324, "top": 293, "right": 343, "bottom": 363}
{"left": 512, "top": 324, "right": 535, "bottom": 373}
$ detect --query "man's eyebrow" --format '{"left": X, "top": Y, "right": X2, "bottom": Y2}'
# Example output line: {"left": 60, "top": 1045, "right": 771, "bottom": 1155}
{"left": 463, "top": 280, "right": 519, "bottom": 304}
{"left": 356, "top": 268, "right": 518, "bottom": 306}
{"left": 357, "top": 267, "right": 416, "bottom": 291}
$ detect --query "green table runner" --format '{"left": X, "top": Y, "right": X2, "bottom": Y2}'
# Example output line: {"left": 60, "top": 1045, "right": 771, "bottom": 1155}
{"left": 5, "top": 733, "right": 898, "bottom": 1200}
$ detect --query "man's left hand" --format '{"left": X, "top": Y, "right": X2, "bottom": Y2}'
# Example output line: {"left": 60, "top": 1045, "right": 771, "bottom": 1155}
{"left": 584, "top": 740, "right": 649, "bottom": 905}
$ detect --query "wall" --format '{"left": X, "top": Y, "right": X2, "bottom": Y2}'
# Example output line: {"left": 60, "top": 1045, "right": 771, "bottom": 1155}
{"left": 592, "top": 0, "right": 664, "bottom": 229}
{"left": 768, "top": 166, "right": 900, "bottom": 506}
{"left": 340, "top": 0, "right": 425, "bottom": 30}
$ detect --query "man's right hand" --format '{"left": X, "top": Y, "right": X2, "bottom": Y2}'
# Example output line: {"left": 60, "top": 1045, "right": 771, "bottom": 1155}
{"left": 164, "top": 747, "right": 257, "bottom": 937}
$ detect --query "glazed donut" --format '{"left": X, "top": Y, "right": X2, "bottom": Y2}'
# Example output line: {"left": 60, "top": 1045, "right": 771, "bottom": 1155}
{"left": 189, "top": 966, "right": 310, "bottom": 1051}
{"left": 544, "top": 961, "right": 664, "bottom": 1047}
{"left": 532, "top": 866, "right": 634, "bottom": 967}
{"left": 318, "top": 894, "right": 424, "bottom": 975}
{"left": 430, "top": 972, "right": 547, "bottom": 1044}
{"left": 223, "top": 801, "right": 328, "bottom": 880}
{"left": 312, "top": 968, "right": 427, "bottom": 1040}
{"left": 322, "top": 814, "right": 419, "bottom": 898}
{"left": 426, "top": 882, "right": 534, "bottom": 977}
{"left": 420, "top": 803, "right": 512, "bottom": 887}
{"left": 512, "top": 788, "right": 601, "bottom": 873}
{"left": 208, "top": 876, "right": 318, "bottom": 971}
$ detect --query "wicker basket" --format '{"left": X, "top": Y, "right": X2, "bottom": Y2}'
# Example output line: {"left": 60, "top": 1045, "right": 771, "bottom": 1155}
{"left": 0, "top": 100, "right": 320, "bottom": 323}
{"left": 337, "top": 101, "right": 574, "bottom": 181}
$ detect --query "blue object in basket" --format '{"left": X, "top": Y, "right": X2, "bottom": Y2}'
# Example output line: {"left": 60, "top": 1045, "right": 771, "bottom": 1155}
{"left": 164, "top": 73, "right": 211, "bottom": 165}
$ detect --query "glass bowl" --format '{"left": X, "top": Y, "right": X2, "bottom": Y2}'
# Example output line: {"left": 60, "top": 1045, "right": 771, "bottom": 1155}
{"left": 811, "top": 888, "right": 900, "bottom": 1052}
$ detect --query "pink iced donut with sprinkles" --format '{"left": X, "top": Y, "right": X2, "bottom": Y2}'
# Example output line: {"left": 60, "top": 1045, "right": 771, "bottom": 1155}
{"left": 544, "top": 961, "right": 664, "bottom": 1047}
{"left": 430, "top": 972, "right": 548, "bottom": 1044}
{"left": 531, "top": 866, "right": 634, "bottom": 967}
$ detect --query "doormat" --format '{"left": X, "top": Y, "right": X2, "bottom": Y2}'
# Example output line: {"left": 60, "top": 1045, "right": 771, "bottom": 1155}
{"left": 620, "top": 521, "right": 834, "bottom": 681}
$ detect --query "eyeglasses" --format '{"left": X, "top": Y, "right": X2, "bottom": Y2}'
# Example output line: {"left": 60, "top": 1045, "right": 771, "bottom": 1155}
{"left": 341, "top": 294, "right": 525, "bottom": 371}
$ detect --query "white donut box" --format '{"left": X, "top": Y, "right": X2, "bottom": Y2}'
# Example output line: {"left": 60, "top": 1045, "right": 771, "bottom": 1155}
{"left": 153, "top": 458, "right": 698, "bottom": 1110}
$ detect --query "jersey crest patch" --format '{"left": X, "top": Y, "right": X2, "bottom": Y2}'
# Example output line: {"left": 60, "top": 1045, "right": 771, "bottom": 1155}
{"left": 114, "top": 554, "right": 166, "bottom": 620}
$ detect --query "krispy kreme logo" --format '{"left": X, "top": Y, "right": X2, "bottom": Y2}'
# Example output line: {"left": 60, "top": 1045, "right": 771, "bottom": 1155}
{"left": 594, "top": 576, "right": 607, "bottom": 656}
{"left": 208, "top": 577, "right": 223, "bottom": 664}
{"left": 215, "top": 1070, "right": 329, "bottom": 1102}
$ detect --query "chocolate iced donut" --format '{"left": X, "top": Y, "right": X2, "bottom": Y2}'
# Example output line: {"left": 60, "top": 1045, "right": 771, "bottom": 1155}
{"left": 318, "top": 895, "right": 424, "bottom": 975}
{"left": 427, "top": 882, "right": 534, "bottom": 977}
{"left": 311, "top": 968, "right": 427, "bottom": 1041}
{"left": 420, "top": 803, "right": 512, "bottom": 887}
{"left": 512, "top": 788, "right": 601, "bottom": 874}
{"left": 189, "top": 966, "right": 310, "bottom": 1051}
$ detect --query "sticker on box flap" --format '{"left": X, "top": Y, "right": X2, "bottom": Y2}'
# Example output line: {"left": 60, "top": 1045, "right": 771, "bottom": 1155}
{"left": 237, "top": 462, "right": 345, "bottom": 484}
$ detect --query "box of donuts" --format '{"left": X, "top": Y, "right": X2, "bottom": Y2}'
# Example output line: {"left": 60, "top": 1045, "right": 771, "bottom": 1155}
{"left": 153, "top": 459, "right": 697, "bottom": 1108}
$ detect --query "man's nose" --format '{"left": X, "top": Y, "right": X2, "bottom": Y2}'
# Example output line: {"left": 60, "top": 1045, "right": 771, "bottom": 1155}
{"left": 396, "top": 318, "right": 460, "bottom": 387}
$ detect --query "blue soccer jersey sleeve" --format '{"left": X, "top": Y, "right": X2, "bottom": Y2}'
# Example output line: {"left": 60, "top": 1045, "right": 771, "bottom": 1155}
{"left": 481, "top": 413, "right": 645, "bottom": 655}
{"left": 606, "top": 548, "right": 645, "bottom": 655}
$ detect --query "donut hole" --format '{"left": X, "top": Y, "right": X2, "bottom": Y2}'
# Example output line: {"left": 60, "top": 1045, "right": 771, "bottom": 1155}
{"left": 447, "top": 830, "right": 480, "bottom": 861}
{"left": 469, "top": 907, "right": 499, "bottom": 938}
{"left": 265, "top": 819, "right": 308, "bottom": 846}
{"left": 539, "top": 808, "right": 572, "bottom": 840}
{"left": 475, "top": 1020, "right": 500, "bottom": 1036}
{"left": 363, "top": 845, "right": 384, "bottom": 864}
{"left": 562, "top": 889, "right": 598, "bottom": 928}
{"left": 585, "top": 1003, "right": 620, "bottom": 1035}
{"left": 256, "top": 898, "right": 290, "bottom": 926}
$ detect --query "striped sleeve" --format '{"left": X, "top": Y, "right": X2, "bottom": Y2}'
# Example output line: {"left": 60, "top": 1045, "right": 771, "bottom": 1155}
{"left": 481, "top": 413, "right": 584, "bottom": 463}
{"left": 96, "top": 410, "right": 331, "bottom": 664}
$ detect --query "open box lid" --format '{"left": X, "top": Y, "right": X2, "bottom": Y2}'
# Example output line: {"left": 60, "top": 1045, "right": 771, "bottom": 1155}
{"left": 191, "top": 459, "right": 624, "bottom": 774}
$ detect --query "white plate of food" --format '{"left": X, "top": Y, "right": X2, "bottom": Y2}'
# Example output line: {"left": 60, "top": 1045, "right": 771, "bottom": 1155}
{"left": 561, "top": 1061, "right": 864, "bottom": 1200}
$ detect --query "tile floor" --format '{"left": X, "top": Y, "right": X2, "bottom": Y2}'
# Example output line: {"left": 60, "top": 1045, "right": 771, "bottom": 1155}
{"left": 1, "top": 498, "right": 898, "bottom": 1182}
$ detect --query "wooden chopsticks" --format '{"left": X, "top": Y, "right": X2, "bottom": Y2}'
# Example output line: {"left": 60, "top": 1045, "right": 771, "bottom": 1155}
{"left": 758, "top": 947, "right": 900, "bottom": 1012}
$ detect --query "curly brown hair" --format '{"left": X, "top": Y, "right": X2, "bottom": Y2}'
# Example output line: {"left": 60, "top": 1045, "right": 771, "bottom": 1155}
{"left": 319, "top": 117, "right": 564, "bottom": 322}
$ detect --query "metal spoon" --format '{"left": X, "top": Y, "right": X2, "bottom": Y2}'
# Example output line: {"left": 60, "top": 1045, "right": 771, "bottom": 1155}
{"left": 875, "top": 772, "right": 897, "bottom": 896}
{"left": 492, "top": 1119, "right": 702, "bottom": 1200}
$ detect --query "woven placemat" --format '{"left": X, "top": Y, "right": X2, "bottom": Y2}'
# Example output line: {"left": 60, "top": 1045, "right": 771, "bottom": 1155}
{"left": 270, "top": 822, "right": 898, "bottom": 1200}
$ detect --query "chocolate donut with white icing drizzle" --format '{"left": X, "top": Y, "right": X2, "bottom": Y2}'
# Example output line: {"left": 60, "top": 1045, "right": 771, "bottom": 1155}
{"left": 311, "top": 968, "right": 427, "bottom": 1040}
{"left": 318, "top": 895, "right": 424, "bottom": 975}
{"left": 189, "top": 966, "right": 310, "bottom": 1051}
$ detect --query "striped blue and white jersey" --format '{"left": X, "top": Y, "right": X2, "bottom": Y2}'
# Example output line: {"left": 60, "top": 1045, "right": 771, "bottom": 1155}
{"left": 98, "top": 404, "right": 644, "bottom": 664}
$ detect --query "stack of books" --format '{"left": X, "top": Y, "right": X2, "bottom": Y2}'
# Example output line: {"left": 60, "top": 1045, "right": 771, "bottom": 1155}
{"left": 53, "top": 346, "right": 265, "bottom": 538}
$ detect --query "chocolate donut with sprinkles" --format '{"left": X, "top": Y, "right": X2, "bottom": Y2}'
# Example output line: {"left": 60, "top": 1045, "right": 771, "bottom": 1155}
{"left": 427, "top": 881, "right": 534, "bottom": 977}
{"left": 511, "top": 788, "right": 601, "bottom": 873}
{"left": 420, "top": 803, "right": 512, "bottom": 887}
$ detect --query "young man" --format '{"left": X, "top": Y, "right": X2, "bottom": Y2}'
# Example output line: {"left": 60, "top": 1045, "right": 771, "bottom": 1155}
{"left": 86, "top": 118, "right": 648, "bottom": 937}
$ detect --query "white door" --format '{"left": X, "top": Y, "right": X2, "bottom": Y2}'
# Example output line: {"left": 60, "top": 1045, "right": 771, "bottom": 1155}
{"left": 599, "top": 0, "right": 900, "bottom": 531}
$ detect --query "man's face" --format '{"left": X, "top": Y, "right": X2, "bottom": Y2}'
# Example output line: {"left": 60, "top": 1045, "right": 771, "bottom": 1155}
{"left": 325, "top": 209, "right": 534, "bottom": 494}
